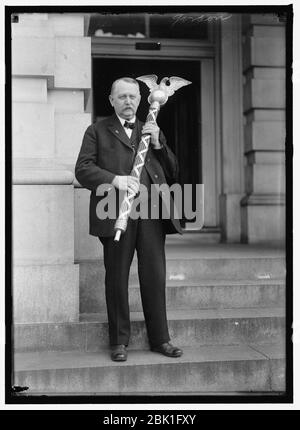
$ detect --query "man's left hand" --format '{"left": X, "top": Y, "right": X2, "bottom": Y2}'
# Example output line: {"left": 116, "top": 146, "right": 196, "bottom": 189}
{"left": 142, "top": 122, "right": 162, "bottom": 149}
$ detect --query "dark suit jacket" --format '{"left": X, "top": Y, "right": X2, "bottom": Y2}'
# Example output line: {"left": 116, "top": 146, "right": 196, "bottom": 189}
{"left": 75, "top": 113, "right": 182, "bottom": 237}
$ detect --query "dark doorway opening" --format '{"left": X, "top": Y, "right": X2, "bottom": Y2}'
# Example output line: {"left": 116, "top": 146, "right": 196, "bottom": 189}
{"left": 92, "top": 57, "right": 201, "bottom": 227}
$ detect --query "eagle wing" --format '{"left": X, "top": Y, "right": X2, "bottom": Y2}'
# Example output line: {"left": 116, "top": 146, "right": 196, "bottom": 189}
{"left": 166, "top": 76, "right": 192, "bottom": 96}
{"left": 136, "top": 74, "right": 158, "bottom": 91}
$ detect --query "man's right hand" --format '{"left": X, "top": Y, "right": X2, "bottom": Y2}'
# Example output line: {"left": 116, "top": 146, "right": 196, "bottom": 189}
{"left": 112, "top": 175, "right": 140, "bottom": 195}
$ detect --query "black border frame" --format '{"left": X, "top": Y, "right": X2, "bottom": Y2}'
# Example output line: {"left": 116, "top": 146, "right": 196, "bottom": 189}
{"left": 5, "top": 4, "right": 293, "bottom": 407}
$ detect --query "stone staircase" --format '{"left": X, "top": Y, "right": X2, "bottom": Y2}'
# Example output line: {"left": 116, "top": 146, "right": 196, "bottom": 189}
{"left": 13, "top": 240, "right": 286, "bottom": 395}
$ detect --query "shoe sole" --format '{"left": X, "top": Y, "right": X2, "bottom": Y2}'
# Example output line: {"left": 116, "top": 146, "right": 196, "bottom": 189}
{"left": 111, "top": 356, "right": 127, "bottom": 362}
{"left": 151, "top": 349, "right": 183, "bottom": 358}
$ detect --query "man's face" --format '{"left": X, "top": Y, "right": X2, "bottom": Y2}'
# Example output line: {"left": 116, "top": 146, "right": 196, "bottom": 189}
{"left": 109, "top": 81, "right": 141, "bottom": 120}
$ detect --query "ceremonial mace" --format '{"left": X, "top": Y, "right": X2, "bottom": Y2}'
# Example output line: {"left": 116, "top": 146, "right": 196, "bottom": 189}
{"left": 114, "top": 75, "right": 192, "bottom": 241}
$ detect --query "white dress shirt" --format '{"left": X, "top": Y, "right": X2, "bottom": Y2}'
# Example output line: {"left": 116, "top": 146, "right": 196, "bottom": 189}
{"left": 116, "top": 114, "right": 136, "bottom": 139}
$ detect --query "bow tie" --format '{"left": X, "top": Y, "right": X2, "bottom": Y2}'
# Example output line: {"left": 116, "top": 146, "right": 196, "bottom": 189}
{"left": 124, "top": 121, "right": 135, "bottom": 130}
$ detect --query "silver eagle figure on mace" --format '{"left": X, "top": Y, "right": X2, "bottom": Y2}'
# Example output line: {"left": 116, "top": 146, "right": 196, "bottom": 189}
{"left": 114, "top": 74, "right": 192, "bottom": 241}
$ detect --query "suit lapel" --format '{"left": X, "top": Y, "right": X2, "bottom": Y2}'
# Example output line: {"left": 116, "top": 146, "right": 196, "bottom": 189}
{"left": 107, "top": 114, "right": 133, "bottom": 150}
{"left": 135, "top": 120, "right": 143, "bottom": 148}
{"left": 129, "top": 120, "right": 141, "bottom": 152}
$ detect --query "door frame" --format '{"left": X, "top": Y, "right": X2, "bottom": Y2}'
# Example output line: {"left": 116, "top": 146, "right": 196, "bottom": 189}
{"left": 91, "top": 36, "right": 221, "bottom": 233}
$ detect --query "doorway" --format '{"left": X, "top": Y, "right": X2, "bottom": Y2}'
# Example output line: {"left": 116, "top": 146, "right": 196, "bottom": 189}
{"left": 92, "top": 58, "right": 201, "bottom": 227}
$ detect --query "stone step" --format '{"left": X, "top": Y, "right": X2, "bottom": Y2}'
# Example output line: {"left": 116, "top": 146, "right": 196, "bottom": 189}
{"left": 14, "top": 343, "right": 285, "bottom": 394}
{"left": 80, "top": 278, "right": 285, "bottom": 314}
{"left": 14, "top": 307, "right": 285, "bottom": 353}
{"left": 79, "top": 257, "right": 285, "bottom": 310}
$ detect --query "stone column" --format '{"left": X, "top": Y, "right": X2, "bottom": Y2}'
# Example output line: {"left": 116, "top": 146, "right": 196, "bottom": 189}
{"left": 12, "top": 13, "right": 91, "bottom": 323}
{"left": 218, "top": 14, "right": 244, "bottom": 242}
{"left": 241, "top": 14, "right": 286, "bottom": 243}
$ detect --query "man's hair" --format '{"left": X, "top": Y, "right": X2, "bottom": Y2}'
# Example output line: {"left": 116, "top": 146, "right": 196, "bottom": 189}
{"left": 110, "top": 77, "right": 140, "bottom": 95}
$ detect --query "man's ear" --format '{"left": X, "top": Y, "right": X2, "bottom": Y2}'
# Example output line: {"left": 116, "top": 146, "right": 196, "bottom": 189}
{"left": 109, "top": 95, "right": 114, "bottom": 107}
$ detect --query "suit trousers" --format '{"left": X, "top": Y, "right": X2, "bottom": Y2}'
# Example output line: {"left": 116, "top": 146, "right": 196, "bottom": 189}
{"left": 99, "top": 217, "right": 171, "bottom": 348}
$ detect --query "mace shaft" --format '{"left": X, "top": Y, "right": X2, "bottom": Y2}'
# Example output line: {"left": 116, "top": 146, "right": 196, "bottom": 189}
{"left": 114, "top": 101, "right": 160, "bottom": 241}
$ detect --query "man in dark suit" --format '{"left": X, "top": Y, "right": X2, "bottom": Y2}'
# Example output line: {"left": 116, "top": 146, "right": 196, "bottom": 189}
{"left": 75, "top": 77, "right": 183, "bottom": 361}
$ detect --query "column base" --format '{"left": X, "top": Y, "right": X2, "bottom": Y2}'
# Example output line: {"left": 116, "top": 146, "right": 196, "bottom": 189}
{"left": 241, "top": 194, "right": 285, "bottom": 244}
{"left": 13, "top": 263, "right": 79, "bottom": 323}
{"left": 219, "top": 193, "right": 243, "bottom": 243}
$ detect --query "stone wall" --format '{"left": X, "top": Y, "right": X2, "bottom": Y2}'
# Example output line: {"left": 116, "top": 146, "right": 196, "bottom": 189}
{"left": 241, "top": 14, "right": 286, "bottom": 243}
{"left": 12, "top": 13, "right": 92, "bottom": 323}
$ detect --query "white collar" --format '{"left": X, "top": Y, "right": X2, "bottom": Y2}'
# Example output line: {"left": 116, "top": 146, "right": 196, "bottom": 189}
{"left": 116, "top": 114, "right": 136, "bottom": 126}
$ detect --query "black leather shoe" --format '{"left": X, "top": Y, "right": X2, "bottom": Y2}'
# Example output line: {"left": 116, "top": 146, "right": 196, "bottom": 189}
{"left": 151, "top": 342, "right": 183, "bottom": 358}
{"left": 111, "top": 344, "right": 127, "bottom": 362}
